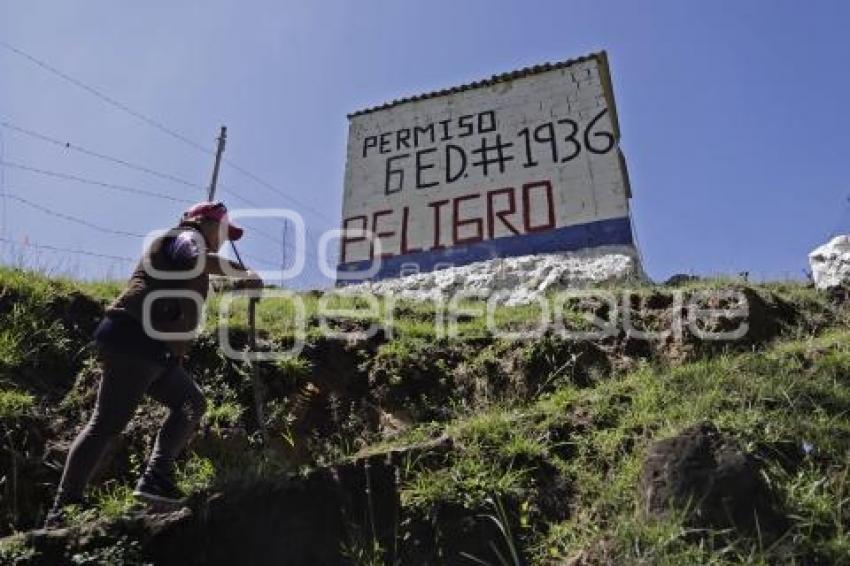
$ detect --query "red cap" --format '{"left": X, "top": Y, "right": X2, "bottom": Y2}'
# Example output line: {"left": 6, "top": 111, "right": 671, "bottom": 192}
{"left": 182, "top": 201, "right": 244, "bottom": 241}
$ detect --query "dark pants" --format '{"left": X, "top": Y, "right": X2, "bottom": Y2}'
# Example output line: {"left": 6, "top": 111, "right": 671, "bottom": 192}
{"left": 54, "top": 345, "right": 206, "bottom": 505}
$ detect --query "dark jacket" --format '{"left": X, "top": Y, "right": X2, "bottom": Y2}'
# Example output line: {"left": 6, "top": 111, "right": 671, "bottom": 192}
{"left": 105, "top": 221, "right": 210, "bottom": 358}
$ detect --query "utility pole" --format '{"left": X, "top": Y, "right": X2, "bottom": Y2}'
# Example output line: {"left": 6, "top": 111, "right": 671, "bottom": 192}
{"left": 206, "top": 126, "right": 245, "bottom": 265}
{"left": 207, "top": 126, "right": 227, "bottom": 201}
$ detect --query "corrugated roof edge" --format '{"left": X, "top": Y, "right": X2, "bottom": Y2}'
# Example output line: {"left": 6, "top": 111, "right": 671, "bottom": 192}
{"left": 347, "top": 51, "right": 606, "bottom": 118}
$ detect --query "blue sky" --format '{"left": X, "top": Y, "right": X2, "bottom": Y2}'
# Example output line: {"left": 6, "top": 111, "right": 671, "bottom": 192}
{"left": 1, "top": 1, "right": 848, "bottom": 285}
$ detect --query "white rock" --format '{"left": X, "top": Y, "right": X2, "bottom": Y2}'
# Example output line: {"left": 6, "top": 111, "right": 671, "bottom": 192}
{"left": 809, "top": 235, "right": 850, "bottom": 289}
{"left": 340, "top": 246, "right": 644, "bottom": 305}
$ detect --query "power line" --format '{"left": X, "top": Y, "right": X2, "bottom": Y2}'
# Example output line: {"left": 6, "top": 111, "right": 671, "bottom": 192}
{"left": 0, "top": 120, "right": 290, "bottom": 249}
{"left": 241, "top": 224, "right": 285, "bottom": 248}
{"left": 5, "top": 192, "right": 146, "bottom": 238}
{"left": 0, "top": 118, "right": 206, "bottom": 191}
{"left": 1, "top": 118, "right": 320, "bottom": 224}
{"left": 3, "top": 193, "right": 292, "bottom": 272}
{"left": 0, "top": 235, "right": 316, "bottom": 279}
{"left": 5, "top": 183, "right": 286, "bottom": 271}
{"left": 214, "top": 188, "right": 286, "bottom": 245}
{"left": 0, "top": 40, "right": 212, "bottom": 156}
{"left": 2, "top": 160, "right": 284, "bottom": 256}
{"left": 222, "top": 160, "right": 334, "bottom": 222}
{"left": 0, "top": 40, "right": 335, "bottom": 224}
{"left": 0, "top": 159, "right": 194, "bottom": 204}
{"left": 203, "top": 178, "right": 319, "bottom": 258}
{"left": 2, "top": 42, "right": 332, "bottom": 282}
{"left": 0, "top": 235, "right": 134, "bottom": 262}
{"left": 220, "top": 186, "right": 262, "bottom": 208}
{"left": 216, "top": 188, "right": 291, "bottom": 239}
{"left": 2, "top": 117, "right": 331, "bottom": 237}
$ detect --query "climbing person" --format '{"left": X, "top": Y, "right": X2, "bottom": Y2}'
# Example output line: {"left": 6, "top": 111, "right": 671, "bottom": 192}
{"left": 45, "top": 201, "right": 263, "bottom": 528}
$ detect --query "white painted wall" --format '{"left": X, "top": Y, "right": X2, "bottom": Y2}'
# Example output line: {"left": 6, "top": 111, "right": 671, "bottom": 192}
{"left": 340, "top": 57, "right": 633, "bottom": 270}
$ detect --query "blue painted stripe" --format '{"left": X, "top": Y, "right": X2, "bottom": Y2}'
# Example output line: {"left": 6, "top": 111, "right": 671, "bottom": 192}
{"left": 337, "top": 216, "right": 634, "bottom": 283}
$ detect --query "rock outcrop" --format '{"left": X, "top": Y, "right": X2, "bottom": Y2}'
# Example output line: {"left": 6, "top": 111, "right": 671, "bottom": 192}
{"left": 809, "top": 235, "right": 850, "bottom": 290}
{"left": 342, "top": 247, "right": 643, "bottom": 306}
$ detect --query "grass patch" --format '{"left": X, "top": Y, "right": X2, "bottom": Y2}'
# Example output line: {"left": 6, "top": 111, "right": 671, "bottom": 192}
{"left": 382, "top": 325, "right": 850, "bottom": 562}
{"left": 1, "top": 265, "right": 848, "bottom": 562}
{"left": 203, "top": 399, "right": 244, "bottom": 431}
{"left": 177, "top": 454, "right": 216, "bottom": 495}
{"left": 0, "top": 389, "right": 34, "bottom": 419}
{"left": 0, "top": 533, "right": 36, "bottom": 563}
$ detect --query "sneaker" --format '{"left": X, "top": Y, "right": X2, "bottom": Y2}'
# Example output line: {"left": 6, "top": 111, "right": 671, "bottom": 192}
{"left": 44, "top": 494, "right": 84, "bottom": 529}
{"left": 133, "top": 471, "right": 184, "bottom": 506}
{"left": 43, "top": 506, "right": 68, "bottom": 529}
{"left": 44, "top": 502, "right": 81, "bottom": 529}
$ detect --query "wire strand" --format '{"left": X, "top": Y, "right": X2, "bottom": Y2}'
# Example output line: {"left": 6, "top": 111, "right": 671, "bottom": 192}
{"left": 0, "top": 118, "right": 308, "bottom": 222}
{"left": 0, "top": 118, "right": 207, "bottom": 191}
{"left": 2, "top": 159, "right": 285, "bottom": 255}
{"left": 5, "top": 192, "right": 146, "bottom": 238}
{"left": 1, "top": 40, "right": 335, "bottom": 223}
{"left": 0, "top": 122, "right": 290, "bottom": 250}
{"left": 0, "top": 235, "right": 134, "bottom": 262}
{"left": 0, "top": 40, "right": 213, "bottom": 156}
{"left": 0, "top": 159, "right": 194, "bottom": 204}
{"left": 1, "top": 42, "right": 335, "bottom": 280}
{"left": 222, "top": 159, "right": 334, "bottom": 222}
{"left": 4, "top": 182, "right": 289, "bottom": 269}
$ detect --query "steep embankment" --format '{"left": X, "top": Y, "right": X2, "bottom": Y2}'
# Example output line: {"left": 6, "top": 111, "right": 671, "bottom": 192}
{"left": 1, "top": 267, "right": 849, "bottom": 564}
